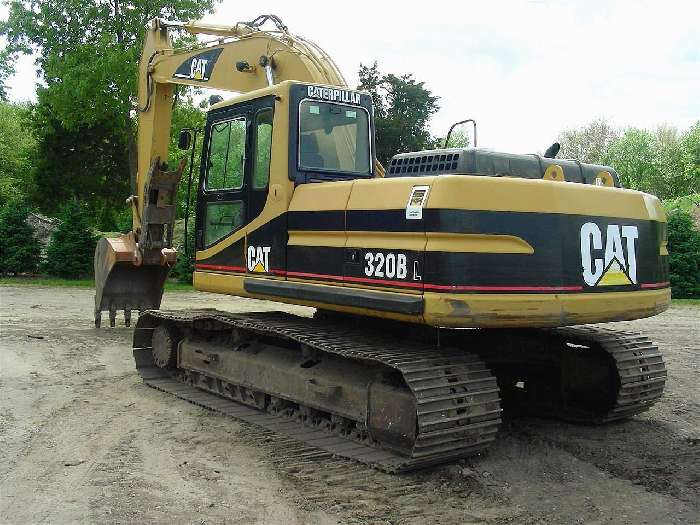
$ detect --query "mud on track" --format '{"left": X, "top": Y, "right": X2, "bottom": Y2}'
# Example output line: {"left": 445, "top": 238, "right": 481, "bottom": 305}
{"left": 1, "top": 285, "right": 698, "bottom": 524}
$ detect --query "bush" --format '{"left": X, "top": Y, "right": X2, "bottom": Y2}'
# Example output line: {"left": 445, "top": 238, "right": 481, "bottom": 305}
{"left": 667, "top": 209, "right": 700, "bottom": 298}
{"left": 0, "top": 199, "right": 41, "bottom": 274}
{"left": 42, "top": 199, "right": 98, "bottom": 279}
{"left": 170, "top": 231, "right": 195, "bottom": 284}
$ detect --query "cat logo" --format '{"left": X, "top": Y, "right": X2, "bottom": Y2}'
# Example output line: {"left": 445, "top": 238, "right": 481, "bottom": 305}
{"left": 173, "top": 49, "right": 222, "bottom": 83}
{"left": 190, "top": 58, "right": 208, "bottom": 81}
{"left": 580, "top": 223, "right": 638, "bottom": 287}
{"left": 247, "top": 245, "right": 271, "bottom": 273}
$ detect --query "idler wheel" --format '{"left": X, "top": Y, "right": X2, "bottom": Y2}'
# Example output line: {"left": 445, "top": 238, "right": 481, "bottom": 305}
{"left": 152, "top": 324, "right": 179, "bottom": 369}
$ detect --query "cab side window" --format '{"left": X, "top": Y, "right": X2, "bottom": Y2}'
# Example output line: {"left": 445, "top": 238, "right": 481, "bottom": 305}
{"left": 206, "top": 116, "right": 246, "bottom": 190}
{"left": 252, "top": 108, "right": 273, "bottom": 189}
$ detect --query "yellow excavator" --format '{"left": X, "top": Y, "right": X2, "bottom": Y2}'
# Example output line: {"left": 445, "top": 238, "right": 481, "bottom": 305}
{"left": 94, "top": 15, "right": 670, "bottom": 472}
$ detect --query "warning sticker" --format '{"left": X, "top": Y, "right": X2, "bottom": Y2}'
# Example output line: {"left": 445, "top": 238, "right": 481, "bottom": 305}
{"left": 406, "top": 185, "right": 430, "bottom": 220}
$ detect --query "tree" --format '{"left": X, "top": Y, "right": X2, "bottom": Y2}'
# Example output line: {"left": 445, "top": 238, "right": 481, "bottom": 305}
{"left": 678, "top": 121, "right": 700, "bottom": 195}
{"left": 666, "top": 209, "right": 700, "bottom": 298}
{"left": 42, "top": 198, "right": 98, "bottom": 278}
{"left": 358, "top": 62, "right": 439, "bottom": 166}
{"left": 28, "top": 98, "right": 131, "bottom": 223}
{"left": 0, "top": 0, "right": 217, "bottom": 223}
{"left": 0, "top": 101, "right": 37, "bottom": 206}
{"left": 557, "top": 118, "right": 619, "bottom": 164}
{"left": 0, "top": 48, "right": 14, "bottom": 102}
{"left": 441, "top": 127, "right": 471, "bottom": 149}
{"left": 0, "top": 0, "right": 216, "bottom": 131}
{"left": 603, "top": 128, "right": 664, "bottom": 196}
{"left": 0, "top": 199, "right": 41, "bottom": 274}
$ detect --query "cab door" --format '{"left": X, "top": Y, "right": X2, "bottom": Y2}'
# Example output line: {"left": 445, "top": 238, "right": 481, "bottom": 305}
{"left": 195, "top": 97, "right": 276, "bottom": 272}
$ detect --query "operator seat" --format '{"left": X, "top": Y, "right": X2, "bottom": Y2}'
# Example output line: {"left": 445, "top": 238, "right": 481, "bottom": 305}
{"left": 300, "top": 134, "right": 324, "bottom": 169}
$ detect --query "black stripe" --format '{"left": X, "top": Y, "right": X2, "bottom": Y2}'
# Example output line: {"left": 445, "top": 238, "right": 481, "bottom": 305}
{"left": 244, "top": 278, "right": 424, "bottom": 314}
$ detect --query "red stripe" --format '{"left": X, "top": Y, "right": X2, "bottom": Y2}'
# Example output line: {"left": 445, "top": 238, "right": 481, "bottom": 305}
{"left": 195, "top": 265, "right": 665, "bottom": 293}
{"left": 195, "top": 263, "right": 246, "bottom": 272}
{"left": 640, "top": 281, "right": 670, "bottom": 289}
{"left": 286, "top": 270, "right": 424, "bottom": 288}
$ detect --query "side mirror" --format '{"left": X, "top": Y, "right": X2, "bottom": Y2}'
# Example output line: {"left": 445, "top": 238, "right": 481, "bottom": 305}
{"left": 178, "top": 129, "right": 192, "bottom": 150}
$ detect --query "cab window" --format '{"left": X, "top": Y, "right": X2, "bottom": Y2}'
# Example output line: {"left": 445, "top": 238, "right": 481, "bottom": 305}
{"left": 253, "top": 108, "right": 273, "bottom": 189}
{"left": 204, "top": 201, "right": 245, "bottom": 246}
{"left": 206, "top": 116, "right": 246, "bottom": 190}
{"left": 298, "top": 100, "right": 370, "bottom": 174}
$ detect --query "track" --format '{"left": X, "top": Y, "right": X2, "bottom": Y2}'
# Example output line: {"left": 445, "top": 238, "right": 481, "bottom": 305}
{"left": 132, "top": 310, "right": 502, "bottom": 473}
{"left": 462, "top": 326, "right": 667, "bottom": 425}
{"left": 553, "top": 327, "right": 667, "bottom": 423}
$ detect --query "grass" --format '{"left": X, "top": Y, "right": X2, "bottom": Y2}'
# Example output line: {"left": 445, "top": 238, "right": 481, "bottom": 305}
{"left": 672, "top": 298, "right": 700, "bottom": 306}
{"left": 0, "top": 276, "right": 193, "bottom": 291}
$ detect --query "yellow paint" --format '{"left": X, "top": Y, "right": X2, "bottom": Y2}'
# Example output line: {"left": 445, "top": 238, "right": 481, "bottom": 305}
{"left": 289, "top": 230, "right": 346, "bottom": 248}
{"left": 346, "top": 231, "right": 426, "bottom": 251}
{"left": 543, "top": 164, "right": 565, "bottom": 182}
{"left": 288, "top": 180, "right": 354, "bottom": 211}
{"left": 426, "top": 232, "right": 533, "bottom": 254}
{"left": 346, "top": 177, "right": 436, "bottom": 210}
{"left": 423, "top": 288, "right": 671, "bottom": 328}
{"left": 597, "top": 261, "right": 633, "bottom": 286}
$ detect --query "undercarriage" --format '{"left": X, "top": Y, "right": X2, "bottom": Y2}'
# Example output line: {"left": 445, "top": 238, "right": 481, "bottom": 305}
{"left": 132, "top": 310, "right": 666, "bottom": 472}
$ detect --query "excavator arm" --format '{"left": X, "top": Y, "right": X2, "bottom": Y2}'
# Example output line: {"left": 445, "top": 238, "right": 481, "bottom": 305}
{"left": 94, "top": 14, "right": 350, "bottom": 327}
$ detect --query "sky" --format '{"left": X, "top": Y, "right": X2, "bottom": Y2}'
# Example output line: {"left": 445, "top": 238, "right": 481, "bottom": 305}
{"left": 2, "top": 0, "right": 699, "bottom": 153}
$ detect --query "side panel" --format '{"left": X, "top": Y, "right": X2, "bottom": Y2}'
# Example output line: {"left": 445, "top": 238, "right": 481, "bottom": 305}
{"left": 197, "top": 167, "right": 670, "bottom": 328}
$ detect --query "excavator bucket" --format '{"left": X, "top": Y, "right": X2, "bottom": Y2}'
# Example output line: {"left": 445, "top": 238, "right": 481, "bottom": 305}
{"left": 94, "top": 157, "right": 185, "bottom": 328}
{"left": 94, "top": 233, "right": 170, "bottom": 328}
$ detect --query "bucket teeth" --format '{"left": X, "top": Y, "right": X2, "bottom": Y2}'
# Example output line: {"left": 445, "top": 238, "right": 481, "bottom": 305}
{"left": 95, "top": 307, "right": 138, "bottom": 328}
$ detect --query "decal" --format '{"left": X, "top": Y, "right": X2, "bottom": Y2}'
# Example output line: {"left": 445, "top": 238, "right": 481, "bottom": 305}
{"left": 406, "top": 185, "right": 430, "bottom": 220}
{"left": 247, "top": 245, "right": 271, "bottom": 273}
{"left": 306, "top": 85, "right": 361, "bottom": 105}
{"left": 412, "top": 261, "right": 422, "bottom": 281}
{"left": 173, "top": 48, "right": 223, "bottom": 82}
{"left": 580, "top": 223, "right": 638, "bottom": 286}
{"left": 364, "top": 252, "right": 408, "bottom": 279}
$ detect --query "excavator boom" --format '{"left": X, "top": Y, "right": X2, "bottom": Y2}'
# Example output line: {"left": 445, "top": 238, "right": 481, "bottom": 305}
{"left": 95, "top": 15, "right": 349, "bottom": 326}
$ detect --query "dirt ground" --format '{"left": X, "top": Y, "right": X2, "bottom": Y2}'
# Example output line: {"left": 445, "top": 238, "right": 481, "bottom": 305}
{"left": 1, "top": 285, "right": 698, "bottom": 525}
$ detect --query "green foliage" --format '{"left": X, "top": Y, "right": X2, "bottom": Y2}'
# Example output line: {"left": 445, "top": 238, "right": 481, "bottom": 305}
{"left": 170, "top": 230, "right": 195, "bottom": 284}
{"left": 603, "top": 128, "right": 664, "bottom": 195}
{"left": 666, "top": 209, "right": 700, "bottom": 298}
{"left": 42, "top": 199, "right": 98, "bottom": 278}
{"left": 559, "top": 119, "right": 699, "bottom": 199}
{"left": 678, "top": 121, "right": 700, "bottom": 194}
{"left": 442, "top": 127, "right": 471, "bottom": 149}
{"left": 169, "top": 100, "right": 206, "bottom": 220}
{"left": 0, "top": 199, "right": 41, "bottom": 274}
{"left": 358, "top": 62, "right": 439, "bottom": 165}
{"left": 0, "top": 0, "right": 217, "bottom": 131}
{"left": 0, "top": 0, "right": 216, "bottom": 226}
{"left": 0, "top": 48, "right": 14, "bottom": 101}
{"left": 662, "top": 193, "right": 700, "bottom": 214}
{"left": 557, "top": 118, "right": 619, "bottom": 164}
{"left": 28, "top": 99, "right": 131, "bottom": 219}
{"left": 0, "top": 101, "right": 37, "bottom": 206}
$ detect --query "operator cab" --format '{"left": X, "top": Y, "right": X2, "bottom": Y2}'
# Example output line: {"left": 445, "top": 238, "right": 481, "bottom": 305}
{"left": 190, "top": 82, "right": 374, "bottom": 252}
